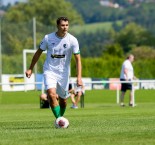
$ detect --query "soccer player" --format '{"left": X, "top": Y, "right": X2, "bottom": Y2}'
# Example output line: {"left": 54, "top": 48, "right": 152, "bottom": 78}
{"left": 25, "top": 16, "right": 83, "bottom": 118}
{"left": 120, "top": 54, "right": 136, "bottom": 107}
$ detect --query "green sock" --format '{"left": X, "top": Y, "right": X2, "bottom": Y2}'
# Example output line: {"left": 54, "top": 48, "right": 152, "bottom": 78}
{"left": 60, "top": 107, "right": 66, "bottom": 117}
{"left": 51, "top": 105, "right": 60, "bottom": 118}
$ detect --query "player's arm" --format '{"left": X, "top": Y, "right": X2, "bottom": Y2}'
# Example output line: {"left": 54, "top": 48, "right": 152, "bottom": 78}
{"left": 25, "top": 48, "right": 43, "bottom": 78}
{"left": 74, "top": 54, "right": 83, "bottom": 86}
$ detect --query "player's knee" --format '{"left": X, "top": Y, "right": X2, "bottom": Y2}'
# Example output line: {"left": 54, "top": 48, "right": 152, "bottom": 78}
{"left": 48, "top": 92, "right": 58, "bottom": 103}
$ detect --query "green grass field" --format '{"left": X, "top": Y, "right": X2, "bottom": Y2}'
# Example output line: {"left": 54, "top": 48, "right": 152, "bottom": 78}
{"left": 0, "top": 89, "right": 155, "bottom": 145}
{"left": 70, "top": 21, "right": 122, "bottom": 34}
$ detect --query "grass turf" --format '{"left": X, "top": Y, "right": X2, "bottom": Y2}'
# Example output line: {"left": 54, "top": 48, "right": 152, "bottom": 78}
{"left": 0, "top": 89, "right": 155, "bottom": 145}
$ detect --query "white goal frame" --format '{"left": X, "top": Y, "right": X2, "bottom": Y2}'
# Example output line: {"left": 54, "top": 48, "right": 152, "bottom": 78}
{"left": 23, "top": 49, "right": 47, "bottom": 91}
{"left": 23, "top": 49, "right": 47, "bottom": 76}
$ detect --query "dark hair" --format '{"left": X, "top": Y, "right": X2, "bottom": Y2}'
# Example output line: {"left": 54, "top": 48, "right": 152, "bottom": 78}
{"left": 56, "top": 17, "right": 69, "bottom": 25}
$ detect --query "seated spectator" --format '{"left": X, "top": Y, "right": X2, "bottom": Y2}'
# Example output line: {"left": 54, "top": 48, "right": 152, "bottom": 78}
{"left": 40, "top": 93, "right": 49, "bottom": 108}
{"left": 40, "top": 93, "right": 59, "bottom": 108}
{"left": 69, "top": 85, "right": 85, "bottom": 109}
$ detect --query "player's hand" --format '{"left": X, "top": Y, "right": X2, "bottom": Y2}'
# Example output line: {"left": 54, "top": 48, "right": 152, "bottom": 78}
{"left": 25, "top": 69, "right": 32, "bottom": 78}
{"left": 77, "top": 78, "right": 83, "bottom": 86}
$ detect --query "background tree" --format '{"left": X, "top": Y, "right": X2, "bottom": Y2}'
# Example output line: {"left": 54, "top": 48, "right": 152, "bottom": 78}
{"left": 2, "top": 0, "right": 84, "bottom": 55}
{"left": 76, "top": 30, "right": 112, "bottom": 57}
{"left": 1, "top": 0, "right": 84, "bottom": 74}
{"left": 126, "top": 2, "right": 155, "bottom": 34}
{"left": 67, "top": 0, "right": 126, "bottom": 23}
{"left": 114, "top": 23, "right": 155, "bottom": 53}
{"left": 104, "top": 43, "right": 123, "bottom": 57}
{"left": 1, "top": 0, "right": 155, "bottom": 78}
{"left": 4, "top": 0, "right": 83, "bottom": 26}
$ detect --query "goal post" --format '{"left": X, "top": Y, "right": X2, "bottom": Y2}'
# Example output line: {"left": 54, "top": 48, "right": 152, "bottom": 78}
{"left": 23, "top": 49, "right": 47, "bottom": 91}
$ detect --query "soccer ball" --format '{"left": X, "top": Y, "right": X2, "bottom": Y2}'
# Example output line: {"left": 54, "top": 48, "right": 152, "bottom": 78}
{"left": 54, "top": 117, "right": 69, "bottom": 129}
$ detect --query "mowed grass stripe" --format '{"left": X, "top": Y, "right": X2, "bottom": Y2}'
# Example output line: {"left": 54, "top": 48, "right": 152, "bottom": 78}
{"left": 0, "top": 90, "right": 155, "bottom": 145}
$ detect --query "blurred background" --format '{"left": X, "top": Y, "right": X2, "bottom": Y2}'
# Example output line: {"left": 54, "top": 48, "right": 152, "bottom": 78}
{"left": 0, "top": 0, "right": 155, "bottom": 80}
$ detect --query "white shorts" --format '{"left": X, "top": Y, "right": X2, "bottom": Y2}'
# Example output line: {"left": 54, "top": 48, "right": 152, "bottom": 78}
{"left": 43, "top": 71, "right": 69, "bottom": 99}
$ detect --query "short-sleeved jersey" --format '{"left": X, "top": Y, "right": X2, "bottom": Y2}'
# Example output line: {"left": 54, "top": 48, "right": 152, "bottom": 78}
{"left": 120, "top": 59, "right": 134, "bottom": 80}
{"left": 39, "top": 32, "right": 80, "bottom": 74}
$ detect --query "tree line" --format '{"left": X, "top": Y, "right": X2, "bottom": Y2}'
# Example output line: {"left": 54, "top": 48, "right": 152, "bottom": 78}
{"left": 1, "top": 0, "right": 155, "bottom": 79}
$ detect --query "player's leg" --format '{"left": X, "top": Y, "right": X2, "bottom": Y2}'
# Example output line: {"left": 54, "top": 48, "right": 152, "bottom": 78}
{"left": 70, "top": 93, "right": 78, "bottom": 108}
{"left": 44, "top": 71, "right": 61, "bottom": 118}
{"left": 120, "top": 80, "right": 126, "bottom": 106}
{"left": 47, "top": 88, "right": 61, "bottom": 118}
{"left": 128, "top": 84, "right": 133, "bottom": 106}
{"left": 120, "top": 91, "right": 125, "bottom": 106}
{"left": 129, "top": 91, "right": 133, "bottom": 105}
{"left": 57, "top": 76, "right": 70, "bottom": 114}
{"left": 59, "top": 97, "right": 67, "bottom": 116}
{"left": 70, "top": 94, "right": 76, "bottom": 104}
{"left": 75, "top": 91, "right": 82, "bottom": 107}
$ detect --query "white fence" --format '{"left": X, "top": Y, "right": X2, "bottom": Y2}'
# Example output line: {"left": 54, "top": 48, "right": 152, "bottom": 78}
{"left": 1, "top": 79, "right": 155, "bottom": 107}
{"left": 82, "top": 79, "right": 155, "bottom": 107}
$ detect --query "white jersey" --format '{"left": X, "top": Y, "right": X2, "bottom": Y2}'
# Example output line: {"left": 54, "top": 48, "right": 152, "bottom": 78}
{"left": 120, "top": 59, "right": 134, "bottom": 80}
{"left": 40, "top": 32, "right": 80, "bottom": 93}
{"left": 39, "top": 32, "right": 80, "bottom": 74}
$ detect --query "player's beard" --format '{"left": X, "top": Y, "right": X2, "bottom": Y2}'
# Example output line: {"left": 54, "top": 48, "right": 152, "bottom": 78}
{"left": 62, "top": 29, "right": 68, "bottom": 35}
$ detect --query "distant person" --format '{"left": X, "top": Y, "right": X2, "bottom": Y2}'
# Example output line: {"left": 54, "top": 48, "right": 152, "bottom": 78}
{"left": 120, "top": 54, "right": 136, "bottom": 107}
{"left": 40, "top": 93, "right": 58, "bottom": 108}
{"left": 40, "top": 93, "right": 49, "bottom": 108}
{"left": 69, "top": 85, "right": 85, "bottom": 109}
{"left": 25, "top": 17, "right": 83, "bottom": 121}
